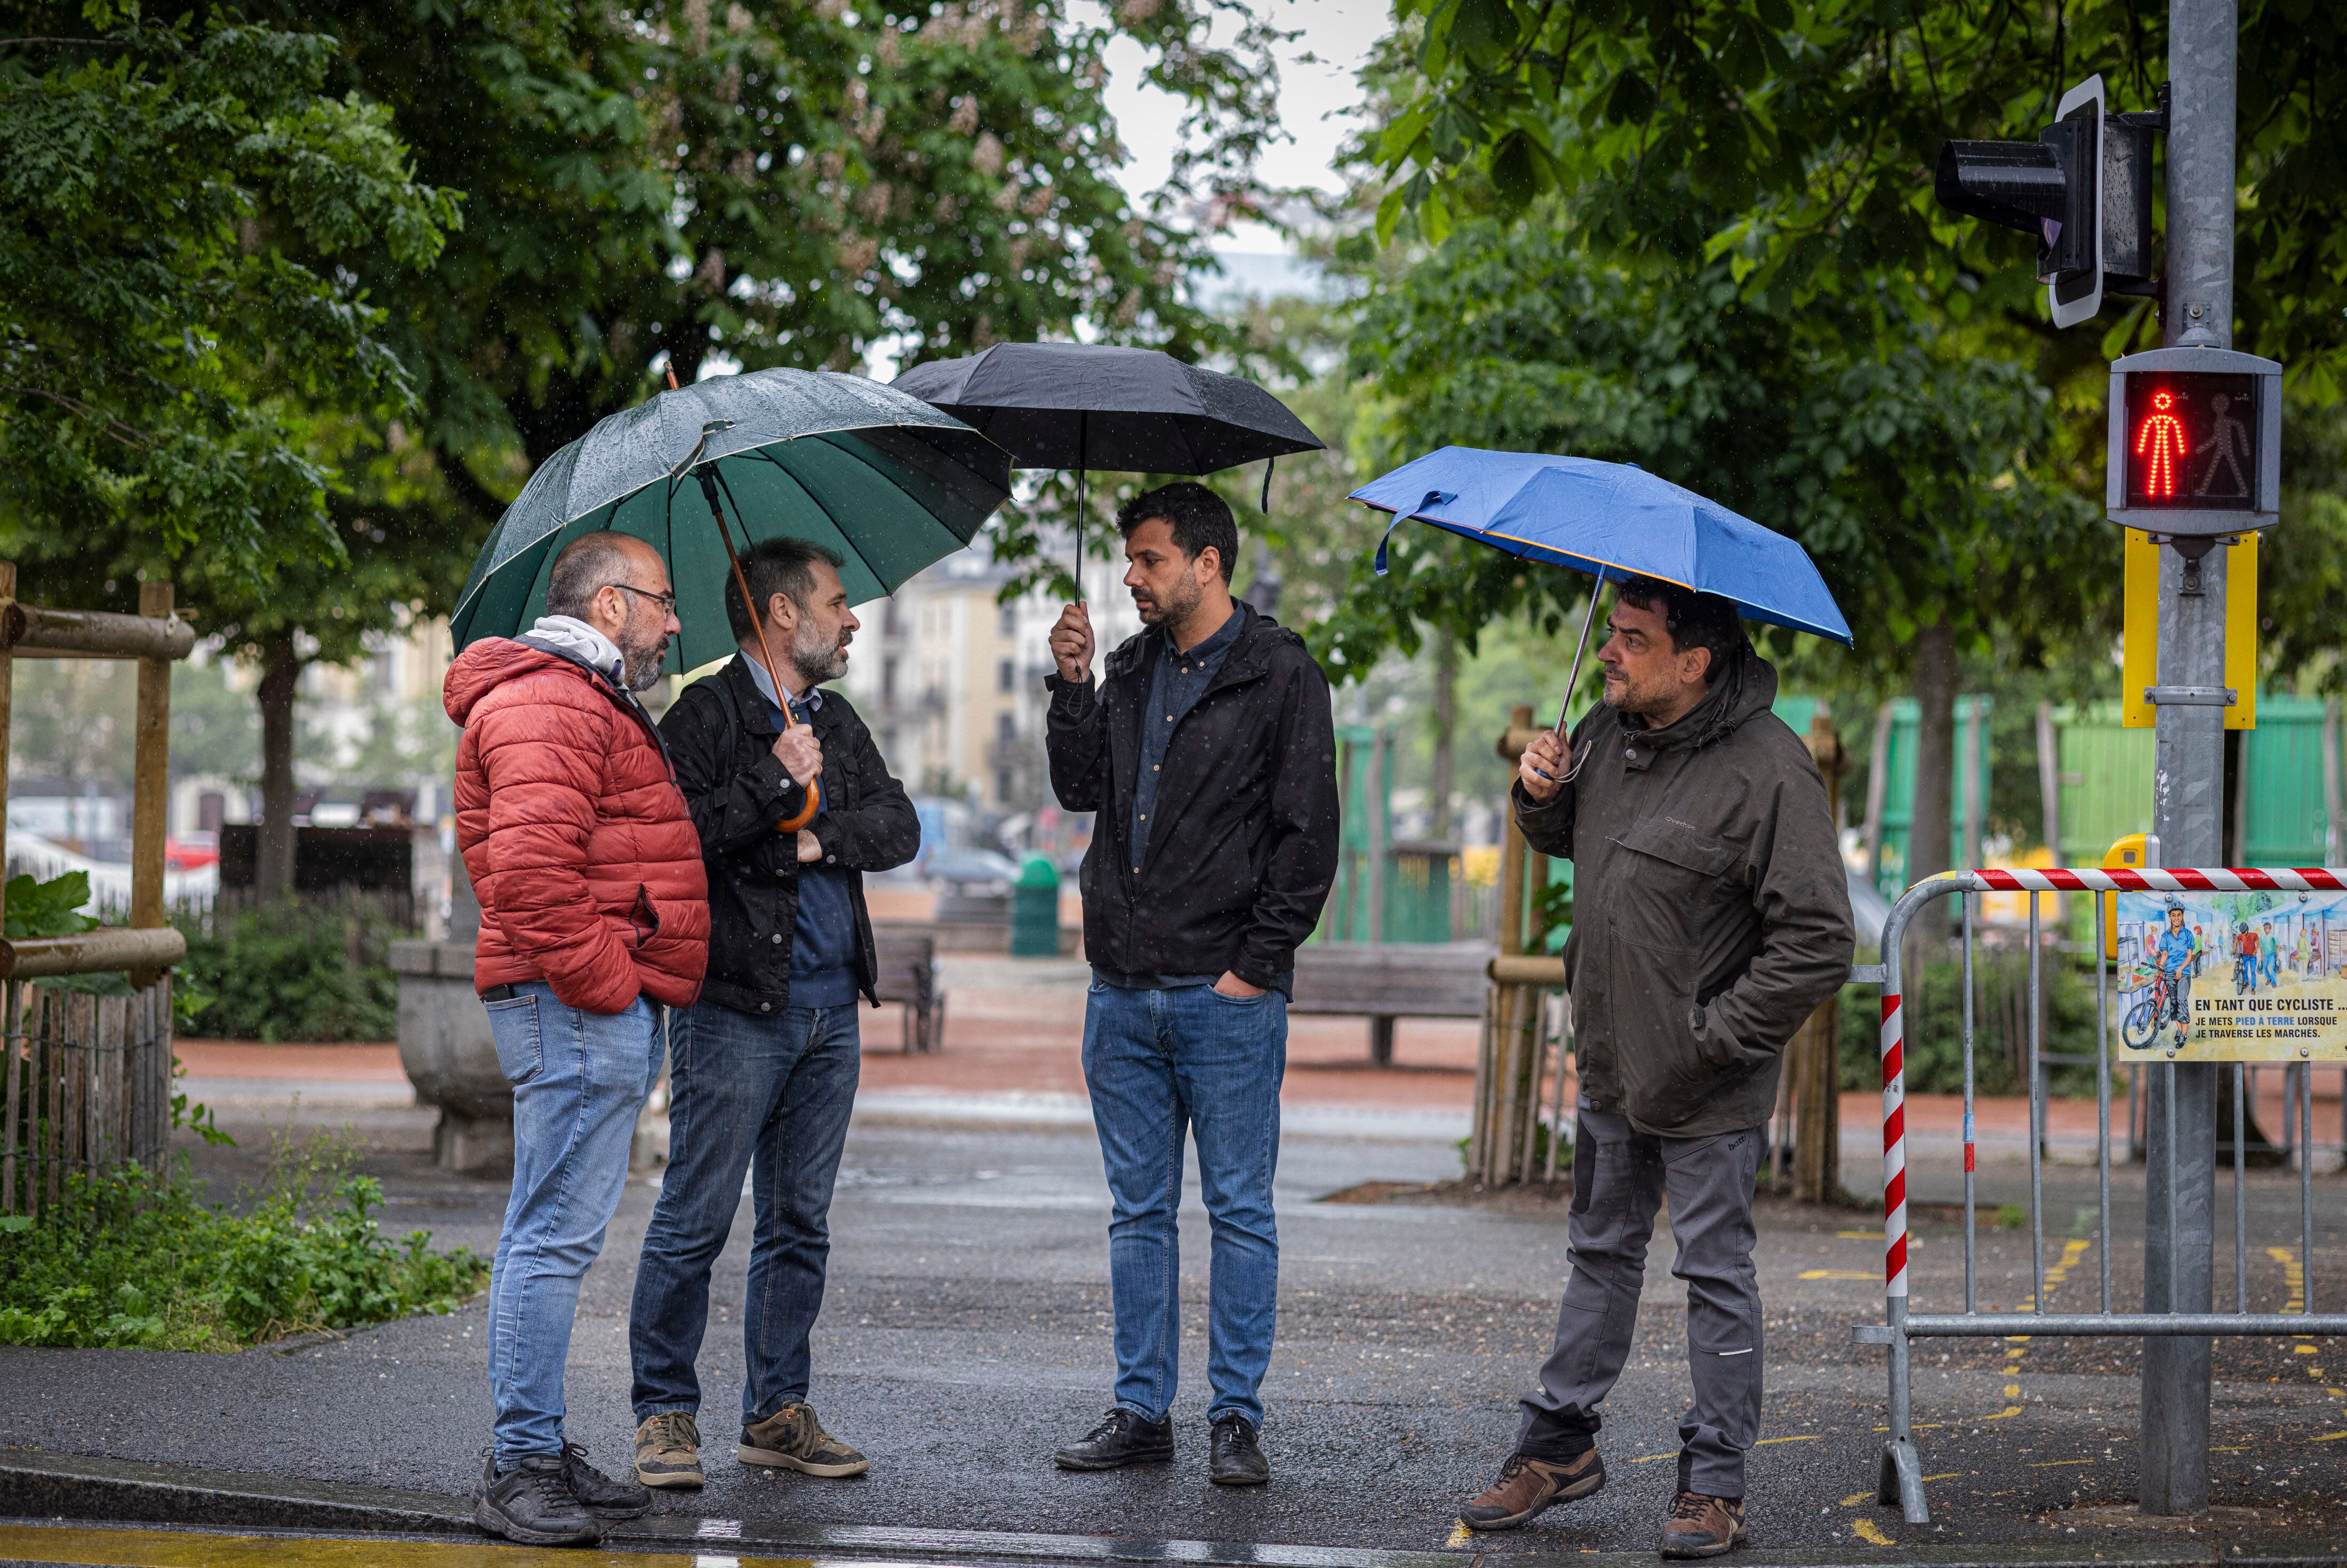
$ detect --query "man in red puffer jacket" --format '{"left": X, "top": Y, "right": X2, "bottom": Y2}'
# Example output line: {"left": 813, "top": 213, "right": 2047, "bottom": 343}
{"left": 444, "top": 529, "right": 708, "bottom": 1548}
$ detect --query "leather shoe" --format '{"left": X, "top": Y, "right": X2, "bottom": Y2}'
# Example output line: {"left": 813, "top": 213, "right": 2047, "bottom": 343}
{"left": 1460, "top": 1449, "right": 1606, "bottom": 1531}
{"left": 1053, "top": 1407, "right": 1174, "bottom": 1470}
{"left": 1659, "top": 1490, "right": 1747, "bottom": 1558}
{"left": 1208, "top": 1414, "right": 1268, "bottom": 1485}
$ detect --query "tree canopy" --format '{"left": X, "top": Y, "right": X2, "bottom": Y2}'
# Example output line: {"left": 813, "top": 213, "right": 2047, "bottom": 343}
{"left": 0, "top": 3, "right": 459, "bottom": 583}
{"left": 1368, "top": 0, "right": 2347, "bottom": 391}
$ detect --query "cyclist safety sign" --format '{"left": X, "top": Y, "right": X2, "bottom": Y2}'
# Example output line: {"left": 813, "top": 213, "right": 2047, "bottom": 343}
{"left": 2114, "top": 889, "right": 2347, "bottom": 1060}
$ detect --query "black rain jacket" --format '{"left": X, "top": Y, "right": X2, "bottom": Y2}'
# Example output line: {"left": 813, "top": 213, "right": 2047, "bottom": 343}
{"left": 1513, "top": 646, "right": 1854, "bottom": 1139}
{"left": 659, "top": 654, "right": 919, "bottom": 1017}
{"left": 1045, "top": 602, "right": 1340, "bottom": 990}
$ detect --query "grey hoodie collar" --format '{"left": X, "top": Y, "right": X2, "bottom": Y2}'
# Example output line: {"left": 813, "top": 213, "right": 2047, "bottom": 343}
{"left": 519, "top": 615, "right": 626, "bottom": 688}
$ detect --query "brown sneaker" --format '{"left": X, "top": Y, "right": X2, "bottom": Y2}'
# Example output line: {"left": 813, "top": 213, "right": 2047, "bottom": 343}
{"left": 1459, "top": 1449, "right": 1606, "bottom": 1530}
{"left": 738, "top": 1400, "right": 869, "bottom": 1477}
{"left": 634, "top": 1412, "right": 704, "bottom": 1490}
{"left": 1659, "top": 1491, "right": 1747, "bottom": 1558}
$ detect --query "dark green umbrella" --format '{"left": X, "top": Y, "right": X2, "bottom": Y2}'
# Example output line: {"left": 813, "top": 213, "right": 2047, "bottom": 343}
{"left": 451, "top": 369, "right": 1012, "bottom": 675}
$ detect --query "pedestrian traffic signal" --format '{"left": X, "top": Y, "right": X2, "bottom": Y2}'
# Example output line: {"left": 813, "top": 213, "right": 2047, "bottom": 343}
{"left": 2106, "top": 348, "right": 2283, "bottom": 535}
{"left": 1934, "top": 74, "right": 2159, "bottom": 329}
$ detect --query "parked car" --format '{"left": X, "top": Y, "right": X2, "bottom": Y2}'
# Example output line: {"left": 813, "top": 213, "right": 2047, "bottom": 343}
{"left": 919, "top": 847, "right": 1021, "bottom": 889}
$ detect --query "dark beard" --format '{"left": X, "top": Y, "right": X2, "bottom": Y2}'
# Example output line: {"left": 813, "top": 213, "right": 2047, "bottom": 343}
{"left": 791, "top": 626, "right": 848, "bottom": 685}
{"left": 1137, "top": 573, "right": 1202, "bottom": 630}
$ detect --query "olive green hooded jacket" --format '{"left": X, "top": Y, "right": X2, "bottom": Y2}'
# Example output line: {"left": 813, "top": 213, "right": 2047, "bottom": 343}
{"left": 1513, "top": 646, "right": 1854, "bottom": 1139}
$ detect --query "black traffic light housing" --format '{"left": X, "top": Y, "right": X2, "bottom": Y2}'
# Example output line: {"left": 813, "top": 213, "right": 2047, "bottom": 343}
{"left": 1934, "top": 74, "right": 2162, "bottom": 329}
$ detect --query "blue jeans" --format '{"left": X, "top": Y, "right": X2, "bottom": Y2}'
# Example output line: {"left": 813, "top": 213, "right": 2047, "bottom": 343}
{"left": 484, "top": 982, "right": 664, "bottom": 1465}
{"left": 630, "top": 1002, "right": 861, "bottom": 1425}
{"left": 1081, "top": 979, "right": 1286, "bottom": 1428}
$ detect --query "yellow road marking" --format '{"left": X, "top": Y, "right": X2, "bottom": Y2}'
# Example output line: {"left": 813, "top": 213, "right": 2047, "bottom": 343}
{"left": 2267, "top": 1248, "right": 2347, "bottom": 1426}
{"left": 1630, "top": 1452, "right": 1677, "bottom": 1463}
{"left": 1840, "top": 1492, "right": 1872, "bottom": 1507}
{"left": 1752, "top": 1434, "right": 1820, "bottom": 1445}
{"left": 2313, "top": 1431, "right": 2347, "bottom": 1442}
{"left": 1799, "top": 1269, "right": 1879, "bottom": 1281}
{"left": 1923, "top": 1473, "right": 1962, "bottom": 1482}
{"left": 0, "top": 1525, "right": 818, "bottom": 1568}
{"left": 1973, "top": 1238, "right": 2091, "bottom": 1427}
{"left": 1850, "top": 1518, "right": 1896, "bottom": 1546}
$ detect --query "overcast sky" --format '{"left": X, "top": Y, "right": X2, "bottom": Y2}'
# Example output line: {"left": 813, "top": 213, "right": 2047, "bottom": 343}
{"left": 1087, "top": 0, "right": 1384, "bottom": 254}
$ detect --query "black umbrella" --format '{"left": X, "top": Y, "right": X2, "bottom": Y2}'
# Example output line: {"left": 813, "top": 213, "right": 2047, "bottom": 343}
{"left": 892, "top": 342, "right": 1324, "bottom": 585}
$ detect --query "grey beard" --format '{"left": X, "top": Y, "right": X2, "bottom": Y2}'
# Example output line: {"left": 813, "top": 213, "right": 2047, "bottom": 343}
{"left": 791, "top": 630, "right": 848, "bottom": 685}
{"left": 621, "top": 641, "right": 668, "bottom": 691}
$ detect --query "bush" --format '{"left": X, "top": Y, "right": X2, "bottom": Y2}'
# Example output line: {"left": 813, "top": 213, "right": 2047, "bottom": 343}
{"left": 176, "top": 901, "right": 404, "bottom": 1042}
{"left": 0, "top": 1132, "right": 484, "bottom": 1351}
{"left": 1840, "top": 949, "right": 2105, "bottom": 1097}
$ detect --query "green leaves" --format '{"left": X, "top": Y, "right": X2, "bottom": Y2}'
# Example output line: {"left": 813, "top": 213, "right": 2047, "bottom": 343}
{"left": 0, "top": 6, "right": 459, "bottom": 588}
{"left": 1320, "top": 217, "right": 2101, "bottom": 681}
{"left": 1, "top": 872, "right": 98, "bottom": 941}
{"left": 0, "top": 1147, "right": 485, "bottom": 1351}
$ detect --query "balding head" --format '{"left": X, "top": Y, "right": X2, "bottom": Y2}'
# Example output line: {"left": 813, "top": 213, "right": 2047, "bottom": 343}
{"left": 548, "top": 531, "right": 659, "bottom": 620}
{"left": 544, "top": 530, "right": 677, "bottom": 690}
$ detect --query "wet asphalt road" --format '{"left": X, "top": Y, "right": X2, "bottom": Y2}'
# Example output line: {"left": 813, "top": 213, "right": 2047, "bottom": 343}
{"left": 4, "top": 1110, "right": 2347, "bottom": 1559}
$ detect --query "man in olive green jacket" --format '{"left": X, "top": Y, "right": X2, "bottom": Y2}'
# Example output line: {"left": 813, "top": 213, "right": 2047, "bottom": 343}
{"left": 1459, "top": 578, "right": 1852, "bottom": 1561}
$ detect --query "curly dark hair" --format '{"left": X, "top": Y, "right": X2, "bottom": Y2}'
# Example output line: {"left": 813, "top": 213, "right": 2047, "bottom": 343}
{"left": 1612, "top": 575, "right": 1750, "bottom": 683}
{"left": 1116, "top": 481, "right": 1238, "bottom": 582}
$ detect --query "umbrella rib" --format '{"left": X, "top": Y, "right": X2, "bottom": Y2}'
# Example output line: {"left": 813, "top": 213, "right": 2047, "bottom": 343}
{"left": 739, "top": 445, "right": 899, "bottom": 587}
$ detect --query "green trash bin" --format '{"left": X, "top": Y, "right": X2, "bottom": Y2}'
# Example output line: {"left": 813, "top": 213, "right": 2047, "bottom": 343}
{"left": 1010, "top": 854, "right": 1063, "bottom": 957}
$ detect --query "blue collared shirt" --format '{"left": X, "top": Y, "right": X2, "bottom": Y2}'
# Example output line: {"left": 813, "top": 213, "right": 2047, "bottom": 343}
{"left": 743, "top": 655, "right": 857, "bottom": 1009}
{"left": 1129, "top": 607, "right": 1244, "bottom": 859}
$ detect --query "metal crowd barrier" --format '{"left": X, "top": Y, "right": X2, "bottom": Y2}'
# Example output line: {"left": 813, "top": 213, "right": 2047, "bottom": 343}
{"left": 1855, "top": 866, "right": 2347, "bottom": 1524}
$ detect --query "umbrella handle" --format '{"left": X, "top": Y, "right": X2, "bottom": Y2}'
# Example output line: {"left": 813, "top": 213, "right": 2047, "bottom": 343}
{"left": 700, "top": 468, "right": 823, "bottom": 834}
{"left": 1534, "top": 586, "right": 1604, "bottom": 785}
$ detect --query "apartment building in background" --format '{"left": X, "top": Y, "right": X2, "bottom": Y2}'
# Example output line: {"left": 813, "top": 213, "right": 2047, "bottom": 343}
{"left": 834, "top": 547, "right": 1141, "bottom": 816}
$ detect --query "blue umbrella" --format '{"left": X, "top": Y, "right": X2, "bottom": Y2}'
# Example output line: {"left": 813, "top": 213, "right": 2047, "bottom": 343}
{"left": 1351, "top": 446, "right": 1852, "bottom": 742}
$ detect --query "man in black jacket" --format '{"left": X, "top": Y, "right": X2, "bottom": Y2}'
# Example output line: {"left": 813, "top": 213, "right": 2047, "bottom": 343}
{"left": 628, "top": 538, "right": 919, "bottom": 1493}
{"left": 1043, "top": 482, "right": 1339, "bottom": 1487}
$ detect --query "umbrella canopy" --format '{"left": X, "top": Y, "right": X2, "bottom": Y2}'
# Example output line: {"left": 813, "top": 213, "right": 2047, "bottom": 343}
{"left": 1349, "top": 446, "right": 1851, "bottom": 645}
{"left": 452, "top": 369, "right": 1011, "bottom": 675}
{"left": 892, "top": 342, "right": 1325, "bottom": 475}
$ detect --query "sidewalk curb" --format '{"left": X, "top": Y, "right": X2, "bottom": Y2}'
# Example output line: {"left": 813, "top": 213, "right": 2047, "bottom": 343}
{"left": 3, "top": 1450, "right": 2345, "bottom": 1568}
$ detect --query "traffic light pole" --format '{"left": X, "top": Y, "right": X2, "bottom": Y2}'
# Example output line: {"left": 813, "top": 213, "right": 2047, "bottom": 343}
{"left": 2141, "top": 0, "right": 2237, "bottom": 1518}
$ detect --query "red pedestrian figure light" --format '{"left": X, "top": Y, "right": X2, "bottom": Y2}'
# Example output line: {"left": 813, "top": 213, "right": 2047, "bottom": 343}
{"left": 2136, "top": 387, "right": 2188, "bottom": 499}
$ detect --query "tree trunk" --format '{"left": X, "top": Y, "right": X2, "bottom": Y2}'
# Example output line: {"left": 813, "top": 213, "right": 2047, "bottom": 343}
{"left": 254, "top": 631, "right": 304, "bottom": 899}
{"left": 1907, "top": 617, "right": 1959, "bottom": 946}
{"left": 1428, "top": 627, "right": 1458, "bottom": 839}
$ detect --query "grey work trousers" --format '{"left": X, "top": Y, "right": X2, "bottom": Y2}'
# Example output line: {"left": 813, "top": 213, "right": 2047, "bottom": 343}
{"left": 1516, "top": 1107, "right": 1765, "bottom": 1499}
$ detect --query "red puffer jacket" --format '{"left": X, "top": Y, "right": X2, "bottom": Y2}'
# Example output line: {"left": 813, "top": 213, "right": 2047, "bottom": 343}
{"left": 445, "top": 639, "right": 708, "bottom": 1013}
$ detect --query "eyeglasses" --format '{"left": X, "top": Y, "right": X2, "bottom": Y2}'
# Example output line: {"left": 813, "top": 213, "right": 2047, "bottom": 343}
{"left": 605, "top": 583, "right": 678, "bottom": 615}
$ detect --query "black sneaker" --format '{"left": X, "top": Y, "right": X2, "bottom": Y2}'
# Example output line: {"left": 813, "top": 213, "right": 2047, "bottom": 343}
{"left": 1053, "top": 1407, "right": 1175, "bottom": 1470}
{"left": 1208, "top": 1414, "right": 1268, "bottom": 1486}
{"left": 473, "top": 1452, "right": 600, "bottom": 1546}
{"left": 561, "top": 1442, "right": 651, "bottom": 1519}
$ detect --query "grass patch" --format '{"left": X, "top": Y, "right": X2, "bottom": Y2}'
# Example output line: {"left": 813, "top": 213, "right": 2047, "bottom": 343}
{"left": 0, "top": 1130, "right": 485, "bottom": 1351}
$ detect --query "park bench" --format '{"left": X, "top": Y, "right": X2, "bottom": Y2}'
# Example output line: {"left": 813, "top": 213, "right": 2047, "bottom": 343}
{"left": 1290, "top": 940, "right": 1497, "bottom": 1066}
{"left": 872, "top": 929, "right": 947, "bottom": 1054}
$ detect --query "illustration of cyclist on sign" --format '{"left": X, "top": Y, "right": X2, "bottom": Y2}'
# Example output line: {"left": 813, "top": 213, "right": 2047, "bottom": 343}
{"left": 2116, "top": 888, "right": 2347, "bottom": 1061}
